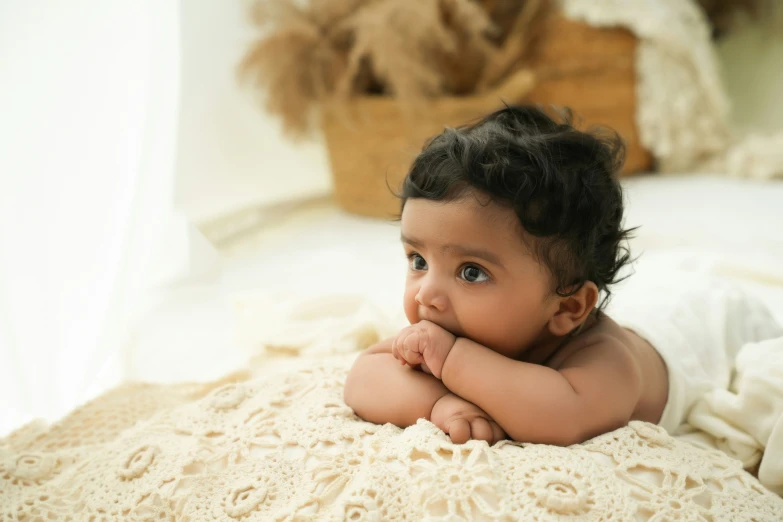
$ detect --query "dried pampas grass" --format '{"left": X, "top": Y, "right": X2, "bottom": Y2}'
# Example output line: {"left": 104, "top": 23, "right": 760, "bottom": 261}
{"left": 340, "top": 0, "right": 498, "bottom": 101}
{"left": 477, "top": 0, "right": 551, "bottom": 90}
{"left": 240, "top": 0, "right": 546, "bottom": 135}
{"left": 238, "top": 0, "right": 368, "bottom": 136}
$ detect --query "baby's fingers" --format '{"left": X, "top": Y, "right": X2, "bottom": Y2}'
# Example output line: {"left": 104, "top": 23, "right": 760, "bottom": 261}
{"left": 392, "top": 333, "right": 409, "bottom": 365}
{"left": 447, "top": 418, "right": 471, "bottom": 444}
{"left": 490, "top": 422, "right": 506, "bottom": 445}
{"left": 403, "top": 331, "right": 425, "bottom": 365}
{"left": 469, "top": 417, "right": 493, "bottom": 443}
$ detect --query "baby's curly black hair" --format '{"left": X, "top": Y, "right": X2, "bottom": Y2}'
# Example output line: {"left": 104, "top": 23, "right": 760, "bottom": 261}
{"left": 400, "top": 105, "right": 634, "bottom": 307}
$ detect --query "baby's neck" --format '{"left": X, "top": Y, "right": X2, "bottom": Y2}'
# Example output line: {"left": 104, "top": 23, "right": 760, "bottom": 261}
{"left": 520, "top": 313, "right": 599, "bottom": 366}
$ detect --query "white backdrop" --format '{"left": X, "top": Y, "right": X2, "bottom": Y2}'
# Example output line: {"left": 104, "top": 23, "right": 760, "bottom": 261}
{"left": 175, "top": 0, "right": 332, "bottom": 224}
{"left": 0, "top": 1, "right": 185, "bottom": 435}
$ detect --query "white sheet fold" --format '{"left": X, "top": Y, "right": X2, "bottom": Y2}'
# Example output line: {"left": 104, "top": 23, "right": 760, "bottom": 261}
{"left": 684, "top": 336, "right": 783, "bottom": 495}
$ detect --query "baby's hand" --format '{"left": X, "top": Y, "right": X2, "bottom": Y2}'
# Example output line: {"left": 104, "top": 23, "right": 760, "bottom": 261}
{"left": 391, "top": 320, "right": 456, "bottom": 378}
{"left": 430, "top": 393, "right": 506, "bottom": 445}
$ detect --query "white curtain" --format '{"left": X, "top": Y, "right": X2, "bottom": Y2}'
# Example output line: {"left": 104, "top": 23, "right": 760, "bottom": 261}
{"left": 0, "top": 1, "right": 182, "bottom": 435}
{"left": 175, "top": 0, "right": 332, "bottom": 224}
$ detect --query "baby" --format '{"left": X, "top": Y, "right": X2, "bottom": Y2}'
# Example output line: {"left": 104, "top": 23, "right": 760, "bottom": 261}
{"left": 343, "top": 105, "right": 780, "bottom": 446}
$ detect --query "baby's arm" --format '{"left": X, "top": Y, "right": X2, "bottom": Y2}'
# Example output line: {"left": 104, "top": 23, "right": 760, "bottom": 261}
{"left": 440, "top": 337, "right": 642, "bottom": 445}
{"left": 343, "top": 337, "right": 451, "bottom": 428}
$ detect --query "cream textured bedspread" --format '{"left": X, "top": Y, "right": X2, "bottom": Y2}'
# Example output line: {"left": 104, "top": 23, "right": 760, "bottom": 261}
{"left": 3, "top": 295, "right": 783, "bottom": 521}
{"left": 2, "top": 358, "right": 782, "bottom": 521}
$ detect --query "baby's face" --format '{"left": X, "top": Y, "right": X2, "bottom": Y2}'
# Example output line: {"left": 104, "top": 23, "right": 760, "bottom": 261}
{"left": 400, "top": 194, "right": 559, "bottom": 359}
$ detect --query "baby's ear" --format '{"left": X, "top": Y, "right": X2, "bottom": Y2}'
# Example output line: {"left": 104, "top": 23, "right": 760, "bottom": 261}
{"left": 548, "top": 282, "right": 599, "bottom": 337}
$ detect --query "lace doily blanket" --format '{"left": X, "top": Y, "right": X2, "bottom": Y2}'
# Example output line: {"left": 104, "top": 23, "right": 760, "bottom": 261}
{"left": 562, "top": 0, "right": 783, "bottom": 179}
{"left": 2, "top": 356, "right": 782, "bottom": 521}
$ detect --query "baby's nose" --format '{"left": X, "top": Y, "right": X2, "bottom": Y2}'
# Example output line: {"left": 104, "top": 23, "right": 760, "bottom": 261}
{"left": 415, "top": 278, "right": 448, "bottom": 312}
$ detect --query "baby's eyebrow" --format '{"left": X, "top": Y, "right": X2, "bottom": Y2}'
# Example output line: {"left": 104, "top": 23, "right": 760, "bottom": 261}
{"left": 400, "top": 234, "right": 422, "bottom": 248}
{"left": 401, "top": 234, "right": 503, "bottom": 267}
{"left": 444, "top": 244, "right": 503, "bottom": 267}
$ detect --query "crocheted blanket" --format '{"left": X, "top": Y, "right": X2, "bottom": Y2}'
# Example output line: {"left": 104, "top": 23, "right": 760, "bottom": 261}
{"left": 2, "top": 355, "right": 782, "bottom": 521}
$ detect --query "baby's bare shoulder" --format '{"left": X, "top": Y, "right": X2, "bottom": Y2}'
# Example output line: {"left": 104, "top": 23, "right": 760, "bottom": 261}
{"left": 545, "top": 314, "right": 634, "bottom": 370}
{"left": 561, "top": 314, "right": 669, "bottom": 424}
{"left": 549, "top": 315, "right": 668, "bottom": 430}
{"left": 587, "top": 315, "right": 636, "bottom": 345}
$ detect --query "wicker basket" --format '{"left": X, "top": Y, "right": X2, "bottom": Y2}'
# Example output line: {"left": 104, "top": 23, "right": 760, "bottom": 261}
{"left": 323, "top": 16, "right": 652, "bottom": 218}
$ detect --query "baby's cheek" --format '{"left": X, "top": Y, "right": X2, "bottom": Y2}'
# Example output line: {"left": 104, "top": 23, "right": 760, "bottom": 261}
{"left": 402, "top": 286, "right": 419, "bottom": 325}
{"left": 461, "top": 310, "right": 521, "bottom": 355}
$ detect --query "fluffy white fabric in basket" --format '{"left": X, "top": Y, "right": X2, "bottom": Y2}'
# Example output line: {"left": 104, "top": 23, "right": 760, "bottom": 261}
{"left": 563, "top": 0, "right": 783, "bottom": 178}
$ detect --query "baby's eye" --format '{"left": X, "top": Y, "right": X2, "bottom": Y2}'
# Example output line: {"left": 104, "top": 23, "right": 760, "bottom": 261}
{"left": 460, "top": 265, "right": 489, "bottom": 283}
{"left": 409, "top": 253, "right": 428, "bottom": 271}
